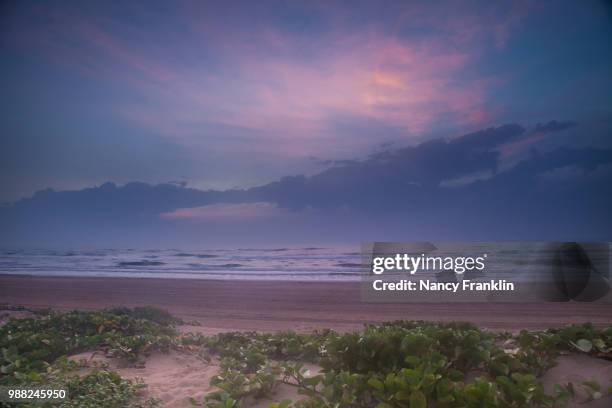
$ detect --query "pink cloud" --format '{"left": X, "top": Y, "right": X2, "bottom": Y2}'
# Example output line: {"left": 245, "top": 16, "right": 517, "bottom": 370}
{"left": 106, "top": 30, "right": 488, "bottom": 158}
{"left": 10, "top": 2, "right": 527, "bottom": 160}
{"left": 160, "top": 202, "right": 287, "bottom": 221}
{"left": 499, "top": 131, "right": 548, "bottom": 158}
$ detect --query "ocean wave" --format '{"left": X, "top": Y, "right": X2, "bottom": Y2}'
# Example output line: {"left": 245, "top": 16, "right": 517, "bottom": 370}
{"left": 175, "top": 252, "right": 218, "bottom": 258}
{"left": 237, "top": 248, "right": 289, "bottom": 252}
{"left": 2, "top": 250, "right": 23, "bottom": 255}
{"left": 117, "top": 260, "right": 166, "bottom": 267}
{"left": 2, "top": 247, "right": 367, "bottom": 281}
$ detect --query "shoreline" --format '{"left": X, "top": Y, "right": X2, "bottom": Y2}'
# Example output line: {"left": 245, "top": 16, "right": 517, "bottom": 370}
{"left": 1, "top": 274, "right": 611, "bottom": 332}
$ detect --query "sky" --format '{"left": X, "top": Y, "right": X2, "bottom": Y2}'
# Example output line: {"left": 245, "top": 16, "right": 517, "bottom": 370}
{"left": 1, "top": 0, "right": 612, "bottom": 246}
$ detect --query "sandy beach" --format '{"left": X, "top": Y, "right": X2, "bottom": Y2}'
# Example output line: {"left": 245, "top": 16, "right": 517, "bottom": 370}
{"left": 2, "top": 274, "right": 612, "bottom": 407}
{"left": 1, "top": 274, "right": 611, "bottom": 332}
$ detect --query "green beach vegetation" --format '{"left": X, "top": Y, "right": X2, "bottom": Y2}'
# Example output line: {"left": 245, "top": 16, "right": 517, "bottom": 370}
{"left": 1, "top": 306, "right": 611, "bottom": 407}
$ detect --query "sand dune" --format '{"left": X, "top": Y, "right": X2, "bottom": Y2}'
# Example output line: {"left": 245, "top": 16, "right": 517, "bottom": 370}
{"left": 66, "top": 343, "right": 611, "bottom": 408}
{"left": 67, "top": 348, "right": 322, "bottom": 408}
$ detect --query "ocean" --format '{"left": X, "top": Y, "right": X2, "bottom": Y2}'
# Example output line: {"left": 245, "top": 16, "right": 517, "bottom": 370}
{"left": 1, "top": 243, "right": 609, "bottom": 283}
{"left": 0, "top": 247, "right": 362, "bottom": 281}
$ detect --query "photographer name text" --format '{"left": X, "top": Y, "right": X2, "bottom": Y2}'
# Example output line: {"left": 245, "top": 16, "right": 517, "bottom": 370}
{"left": 372, "top": 279, "right": 514, "bottom": 292}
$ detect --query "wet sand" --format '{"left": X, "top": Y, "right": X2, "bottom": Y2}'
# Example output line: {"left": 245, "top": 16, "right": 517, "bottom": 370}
{"left": 1, "top": 274, "right": 611, "bottom": 332}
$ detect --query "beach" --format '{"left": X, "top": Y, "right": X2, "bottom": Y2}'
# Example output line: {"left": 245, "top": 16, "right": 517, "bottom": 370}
{"left": 2, "top": 274, "right": 612, "bottom": 407}
{"left": 2, "top": 274, "right": 611, "bottom": 332}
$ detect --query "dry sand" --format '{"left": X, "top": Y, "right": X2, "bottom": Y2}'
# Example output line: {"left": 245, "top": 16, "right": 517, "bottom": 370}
{"left": 541, "top": 354, "right": 612, "bottom": 408}
{"left": 69, "top": 350, "right": 218, "bottom": 407}
{"left": 1, "top": 275, "right": 611, "bottom": 331}
{"left": 67, "top": 349, "right": 322, "bottom": 408}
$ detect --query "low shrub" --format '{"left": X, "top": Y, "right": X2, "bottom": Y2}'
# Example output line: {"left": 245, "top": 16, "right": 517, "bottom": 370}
{"left": 191, "top": 322, "right": 612, "bottom": 408}
{"left": 0, "top": 307, "right": 178, "bottom": 386}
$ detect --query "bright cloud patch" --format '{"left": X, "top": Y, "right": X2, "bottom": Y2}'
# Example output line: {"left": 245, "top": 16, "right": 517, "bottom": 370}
{"left": 160, "top": 202, "right": 286, "bottom": 221}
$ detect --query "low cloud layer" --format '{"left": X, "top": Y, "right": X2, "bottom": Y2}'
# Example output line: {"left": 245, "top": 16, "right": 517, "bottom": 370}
{"left": 2, "top": 121, "right": 611, "bottom": 246}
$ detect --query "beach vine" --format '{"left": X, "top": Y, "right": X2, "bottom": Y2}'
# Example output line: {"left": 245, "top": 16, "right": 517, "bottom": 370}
{"left": 1, "top": 306, "right": 611, "bottom": 407}
{"left": 188, "top": 321, "right": 612, "bottom": 407}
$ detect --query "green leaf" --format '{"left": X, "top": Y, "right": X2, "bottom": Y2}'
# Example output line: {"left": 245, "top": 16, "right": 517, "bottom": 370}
{"left": 405, "top": 355, "right": 420, "bottom": 366}
{"left": 396, "top": 390, "right": 412, "bottom": 401}
{"left": 582, "top": 380, "right": 601, "bottom": 392}
{"left": 593, "top": 338, "right": 608, "bottom": 352}
{"left": 368, "top": 378, "right": 385, "bottom": 391}
{"left": 571, "top": 339, "right": 593, "bottom": 353}
{"left": 268, "top": 400, "right": 292, "bottom": 408}
{"left": 409, "top": 390, "right": 427, "bottom": 408}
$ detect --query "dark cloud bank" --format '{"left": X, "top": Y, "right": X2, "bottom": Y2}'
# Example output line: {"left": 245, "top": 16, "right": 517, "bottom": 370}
{"left": 2, "top": 121, "right": 612, "bottom": 247}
